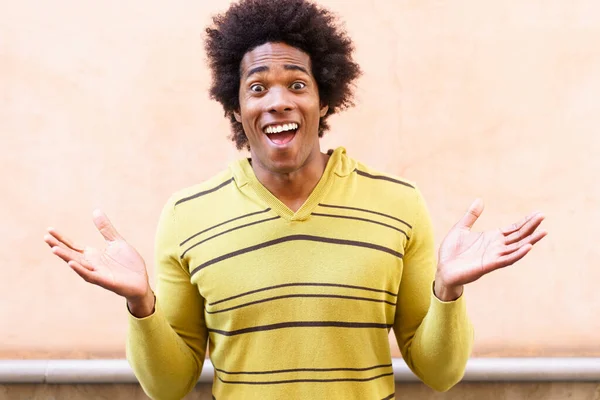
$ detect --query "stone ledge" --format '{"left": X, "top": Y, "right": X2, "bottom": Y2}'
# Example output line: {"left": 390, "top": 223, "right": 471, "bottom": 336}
{"left": 1, "top": 358, "right": 599, "bottom": 384}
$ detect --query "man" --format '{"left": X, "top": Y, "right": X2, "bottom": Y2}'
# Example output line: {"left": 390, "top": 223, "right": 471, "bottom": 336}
{"left": 44, "top": 0, "right": 547, "bottom": 399}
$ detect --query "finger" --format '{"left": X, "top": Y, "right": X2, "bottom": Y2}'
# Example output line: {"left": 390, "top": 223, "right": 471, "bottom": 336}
{"left": 51, "top": 246, "right": 95, "bottom": 271}
{"left": 92, "top": 210, "right": 123, "bottom": 242}
{"left": 456, "top": 198, "right": 484, "bottom": 230}
{"left": 494, "top": 244, "right": 533, "bottom": 269}
{"left": 68, "top": 260, "right": 100, "bottom": 284}
{"left": 44, "top": 234, "right": 77, "bottom": 252}
{"left": 504, "top": 213, "right": 545, "bottom": 245}
{"left": 500, "top": 211, "right": 542, "bottom": 235}
{"left": 501, "top": 229, "right": 547, "bottom": 256}
{"left": 528, "top": 229, "right": 548, "bottom": 246}
{"left": 51, "top": 246, "right": 75, "bottom": 264}
{"left": 44, "top": 234, "right": 64, "bottom": 249}
{"left": 47, "top": 228, "right": 84, "bottom": 252}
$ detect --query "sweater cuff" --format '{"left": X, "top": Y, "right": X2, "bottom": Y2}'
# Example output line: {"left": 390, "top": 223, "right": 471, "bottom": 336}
{"left": 127, "top": 298, "right": 162, "bottom": 335}
{"left": 429, "top": 281, "right": 467, "bottom": 314}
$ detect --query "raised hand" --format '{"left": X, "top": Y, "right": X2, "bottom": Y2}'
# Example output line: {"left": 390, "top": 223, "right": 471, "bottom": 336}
{"left": 434, "top": 199, "right": 547, "bottom": 301}
{"left": 44, "top": 210, "right": 154, "bottom": 315}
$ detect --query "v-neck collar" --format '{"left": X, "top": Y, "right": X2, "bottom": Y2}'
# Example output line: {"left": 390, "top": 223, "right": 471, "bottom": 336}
{"left": 230, "top": 147, "right": 355, "bottom": 221}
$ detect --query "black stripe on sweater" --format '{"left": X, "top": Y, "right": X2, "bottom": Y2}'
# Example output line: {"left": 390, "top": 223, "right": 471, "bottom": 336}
{"left": 207, "top": 321, "right": 393, "bottom": 336}
{"left": 206, "top": 293, "right": 396, "bottom": 314}
{"left": 217, "top": 372, "right": 394, "bottom": 385}
{"left": 180, "top": 208, "right": 272, "bottom": 246}
{"left": 181, "top": 216, "right": 280, "bottom": 259}
{"left": 311, "top": 212, "right": 409, "bottom": 240}
{"left": 355, "top": 169, "right": 415, "bottom": 188}
{"left": 174, "top": 178, "right": 233, "bottom": 206}
{"left": 211, "top": 282, "right": 398, "bottom": 306}
{"left": 191, "top": 235, "right": 403, "bottom": 277}
{"left": 318, "top": 203, "right": 412, "bottom": 229}
{"left": 214, "top": 363, "right": 392, "bottom": 375}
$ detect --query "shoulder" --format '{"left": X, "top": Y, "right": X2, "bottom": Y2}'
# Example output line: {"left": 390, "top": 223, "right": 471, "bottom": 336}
{"left": 333, "top": 147, "right": 418, "bottom": 197}
{"left": 163, "top": 168, "right": 236, "bottom": 213}
{"left": 156, "top": 167, "right": 241, "bottom": 247}
{"left": 353, "top": 160, "right": 417, "bottom": 192}
{"left": 342, "top": 158, "right": 427, "bottom": 230}
{"left": 351, "top": 159, "right": 421, "bottom": 206}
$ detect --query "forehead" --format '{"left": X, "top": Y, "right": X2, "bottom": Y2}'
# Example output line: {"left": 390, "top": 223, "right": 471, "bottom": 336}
{"left": 240, "top": 42, "right": 312, "bottom": 77}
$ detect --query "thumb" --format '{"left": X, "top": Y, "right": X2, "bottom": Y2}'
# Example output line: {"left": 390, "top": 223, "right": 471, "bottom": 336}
{"left": 456, "top": 198, "right": 484, "bottom": 230}
{"left": 92, "top": 209, "right": 123, "bottom": 242}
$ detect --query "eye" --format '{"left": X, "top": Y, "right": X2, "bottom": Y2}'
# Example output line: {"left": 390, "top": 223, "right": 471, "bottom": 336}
{"left": 250, "top": 84, "right": 265, "bottom": 93}
{"left": 291, "top": 82, "right": 306, "bottom": 90}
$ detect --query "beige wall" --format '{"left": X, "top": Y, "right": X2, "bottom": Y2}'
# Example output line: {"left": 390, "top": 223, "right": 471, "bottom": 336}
{"left": 1, "top": 0, "right": 599, "bottom": 359}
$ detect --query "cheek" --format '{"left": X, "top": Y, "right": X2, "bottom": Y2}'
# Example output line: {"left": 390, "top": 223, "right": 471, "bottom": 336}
{"left": 239, "top": 102, "right": 260, "bottom": 133}
{"left": 306, "top": 103, "right": 323, "bottom": 124}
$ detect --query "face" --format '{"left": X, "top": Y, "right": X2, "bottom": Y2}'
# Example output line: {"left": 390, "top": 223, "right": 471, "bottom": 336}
{"left": 234, "top": 42, "right": 328, "bottom": 175}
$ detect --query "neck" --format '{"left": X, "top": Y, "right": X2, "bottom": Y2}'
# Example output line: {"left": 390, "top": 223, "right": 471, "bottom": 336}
{"left": 251, "top": 151, "right": 329, "bottom": 212}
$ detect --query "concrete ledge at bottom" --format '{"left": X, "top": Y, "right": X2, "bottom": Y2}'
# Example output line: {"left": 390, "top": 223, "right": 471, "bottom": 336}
{"left": 0, "top": 358, "right": 599, "bottom": 384}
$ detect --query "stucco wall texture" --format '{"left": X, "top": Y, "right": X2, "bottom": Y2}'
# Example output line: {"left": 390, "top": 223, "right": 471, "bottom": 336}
{"left": 1, "top": 0, "right": 598, "bottom": 360}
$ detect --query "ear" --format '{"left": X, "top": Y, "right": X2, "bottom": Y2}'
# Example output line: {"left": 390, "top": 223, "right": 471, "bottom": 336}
{"left": 319, "top": 104, "right": 329, "bottom": 118}
{"left": 233, "top": 110, "right": 242, "bottom": 123}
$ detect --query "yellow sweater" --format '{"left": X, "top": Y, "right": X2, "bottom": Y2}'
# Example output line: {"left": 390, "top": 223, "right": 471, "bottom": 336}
{"left": 127, "top": 147, "right": 473, "bottom": 400}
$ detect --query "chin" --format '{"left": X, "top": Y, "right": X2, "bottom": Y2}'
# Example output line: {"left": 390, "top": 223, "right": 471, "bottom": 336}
{"left": 251, "top": 137, "right": 317, "bottom": 174}
{"left": 267, "top": 158, "right": 301, "bottom": 174}
{"left": 264, "top": 146, "right": 301, "bottom": 170}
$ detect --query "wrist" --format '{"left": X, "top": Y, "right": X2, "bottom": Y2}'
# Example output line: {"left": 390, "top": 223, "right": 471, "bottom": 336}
{"left": 127, "top": 289, "right": 155, "bottom": 318}
{"left": 433, "top": 275, "right": 463, "bottom": 302}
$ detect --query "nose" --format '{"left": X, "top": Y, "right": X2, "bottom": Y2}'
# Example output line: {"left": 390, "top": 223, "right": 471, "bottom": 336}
{"left": 265, "top": 87, "right": 294, "bottom": 114}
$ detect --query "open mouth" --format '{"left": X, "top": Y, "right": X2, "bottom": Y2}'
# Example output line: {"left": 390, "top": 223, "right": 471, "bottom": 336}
{"left": 264, "top": 122, "right": 299, "bottom": 145}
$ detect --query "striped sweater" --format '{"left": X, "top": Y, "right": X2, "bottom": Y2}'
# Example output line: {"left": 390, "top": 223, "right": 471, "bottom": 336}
{"left": 127, "top": 147, "right": 473, "bottom": 400}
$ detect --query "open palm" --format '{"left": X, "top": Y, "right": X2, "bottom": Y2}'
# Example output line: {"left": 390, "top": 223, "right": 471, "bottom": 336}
{"left": 437, "top": 199, "right": 547, "bottom": 288}
{"left": 44, "top": 210, "right": 149, "bottom": 300}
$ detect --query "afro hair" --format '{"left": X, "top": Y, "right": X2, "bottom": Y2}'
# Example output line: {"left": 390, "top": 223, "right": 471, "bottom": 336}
{"left": 204, "top": 0, "right": 361, "bottom": 150}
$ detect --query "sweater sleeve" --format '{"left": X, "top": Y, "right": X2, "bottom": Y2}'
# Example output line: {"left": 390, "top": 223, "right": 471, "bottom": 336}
{"left": 392, "top": 188, "right": 474, "bottom": 392}
{"left": 126, "top": 198, "right": 208, "bottom": 400}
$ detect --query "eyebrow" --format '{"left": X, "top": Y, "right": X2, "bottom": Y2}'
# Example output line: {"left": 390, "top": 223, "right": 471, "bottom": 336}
{"left": 245, "top": 65, "right": 269, "bottom": 79}
{"left": 244, "top": 64, "right": 310, "bottom": 79}
{"left": 284, "top": 64, "right": 310, "bottom": 75}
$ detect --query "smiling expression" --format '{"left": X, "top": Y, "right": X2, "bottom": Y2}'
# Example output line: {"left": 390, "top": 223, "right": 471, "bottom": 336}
{"left": 234, "top": 42, "right": 329, "bottom": 176}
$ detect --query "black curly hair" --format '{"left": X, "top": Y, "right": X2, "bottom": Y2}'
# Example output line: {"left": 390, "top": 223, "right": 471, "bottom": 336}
{"left": 205, "top": 0, "right": 361, "bottom": 150}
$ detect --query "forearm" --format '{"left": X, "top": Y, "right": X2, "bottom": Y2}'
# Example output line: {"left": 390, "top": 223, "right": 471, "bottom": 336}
{"left": 402, "top": 289, "right": 473, "bottom": 392}
{"left": 126, "top": 302, "right": 205, "bottom": 400}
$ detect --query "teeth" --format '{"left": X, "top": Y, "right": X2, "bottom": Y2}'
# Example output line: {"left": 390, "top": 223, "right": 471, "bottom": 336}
{"left": 264, "top": 123, "right": 298, "bottom": 134}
